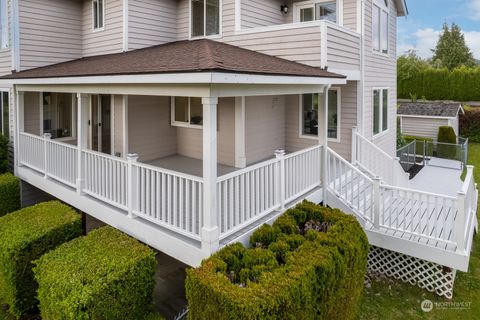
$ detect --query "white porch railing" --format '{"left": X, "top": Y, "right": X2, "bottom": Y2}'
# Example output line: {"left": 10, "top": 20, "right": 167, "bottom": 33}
{"left": 132, "top": 162, "right": 204, "bottom": 240}
{"left": 457, "top": 166, "right": 478, "bottom": 252}
{"left": 19, "top": 132, "right": 45, "bottom": 172}
{"left": 46, "top": 139, "right": 78, "bottom": 187}
{"left": 352, "top": 127, "right": 409, "bottom": 187}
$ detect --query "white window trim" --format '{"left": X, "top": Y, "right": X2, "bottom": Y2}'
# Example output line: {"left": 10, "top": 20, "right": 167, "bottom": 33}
{"left": 372, "top": 87, "right": 389, "bottom": 138}
{"left": 298, "top": 87, "right": 341, "bottom": 142}
{"left": 39, "top": 92, "right": 77, "bottom": 140}
{"left": 189, "top": 0, "right": 223, "bottom": 40}
{"left": 92, "top": 0, "right": 106, "bottom": 32}
{"left": 372, "top": 0, "right": 389, "bottom": 56}
{"left": 170, "top": 97, "right": 203, "bottom": 130}
{"left": 0, "top": 0, "right": 9, "bottom": 50}
{"left": 293, "top": 0, "right": 343, "bottom": 26}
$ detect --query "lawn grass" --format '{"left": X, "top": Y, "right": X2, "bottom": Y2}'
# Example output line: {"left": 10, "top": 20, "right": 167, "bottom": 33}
{"left": 359, "top": 143, "right": 480, "bottom": 320}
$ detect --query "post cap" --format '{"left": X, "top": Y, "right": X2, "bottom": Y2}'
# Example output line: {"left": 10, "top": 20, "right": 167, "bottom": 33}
{"left": 43, "top": 133, "right": 52, "bottom": 139}
{"left": 126, "top": 153, "right": 139, "bottom": 161}
{"left": 274, "top": 149, "right": 286, "bottom": 158}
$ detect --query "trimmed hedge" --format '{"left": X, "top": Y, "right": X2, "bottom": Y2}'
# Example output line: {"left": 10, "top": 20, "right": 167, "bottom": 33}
{"left": 186, "top": 201, "right": 369, "bottom": 320}
{"left": 403, "top": 135, "right": 434, "bottom": 155}
{"left": 459, "top": 108, "right": 480, "bottom": 142}
{"left": 0, "top": 134, "right": 8, "bottom": 174}
{"left": 0, "top": 173, "right": 20, "bottom": 216}
{"left": 437, "top": 126, "right": 458, "bottom": 159}
{"left": 0, "top": 201, "right": 82, "bottom": 317}
{"left": 34, "top": 226, "right": 157, "bottom": 320}
{"left": 398, "top": 67, "right": 480, "bottom": 101}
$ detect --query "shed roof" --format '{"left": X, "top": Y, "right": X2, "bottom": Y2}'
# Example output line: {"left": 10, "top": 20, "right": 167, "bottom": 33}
{"left": 398, "top": 103, "right": 464, "bottom": 118}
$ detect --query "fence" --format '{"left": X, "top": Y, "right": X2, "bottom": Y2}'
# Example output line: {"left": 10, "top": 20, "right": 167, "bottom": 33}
{"left": 396, "top": 140, "right": 417, "bottom": 172}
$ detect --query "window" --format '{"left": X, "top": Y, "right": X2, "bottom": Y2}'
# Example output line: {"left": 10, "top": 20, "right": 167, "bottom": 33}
{"left": 373, "top": 89, "right": 388, "bottom": 135}
{"left": 297, "top": 1, "right": 337, "bottom": 23}
{"left": 191, "top": 0, "right": 220, "bottom": 37}
{"left": 0, "top": 0, "right": 7, "bottom": 49}
{"left": 301, "top": 89, "right": 340, "bottom": 140}
{"left": 0, "top": 91, "right": 8, "bottom": 138}
{"left": 93, "top": 0, "right": 105, "bottom": 30}
{"left": 372, "top": 1, "right": 388, "bottom": 54}
{"left": 171, "top": 97, "right": 203, "bottom": 127}
{"left": 43, "top": 93, "right": 75, "bottom": 139}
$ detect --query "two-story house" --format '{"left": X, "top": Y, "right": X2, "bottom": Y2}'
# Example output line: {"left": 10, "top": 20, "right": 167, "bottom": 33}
{"left": 0, "top": 0, "right": 476, "bottom": 298}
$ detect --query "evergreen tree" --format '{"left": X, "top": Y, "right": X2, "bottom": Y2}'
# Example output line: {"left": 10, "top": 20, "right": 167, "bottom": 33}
{"left": 432, "top": 23, "right": 476, "bottom": 70}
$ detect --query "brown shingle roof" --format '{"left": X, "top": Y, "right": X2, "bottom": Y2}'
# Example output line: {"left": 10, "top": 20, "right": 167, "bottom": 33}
{"left": 2, "top": 39, "right": 345, "bottom": 80}
{"left": 398, "top": 102, "right": 464, "bottom": 118}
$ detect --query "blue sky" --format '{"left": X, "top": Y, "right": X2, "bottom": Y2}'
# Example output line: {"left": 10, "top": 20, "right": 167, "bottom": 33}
{"left": 397, "top": 0, "right": 480, "bottom": 59}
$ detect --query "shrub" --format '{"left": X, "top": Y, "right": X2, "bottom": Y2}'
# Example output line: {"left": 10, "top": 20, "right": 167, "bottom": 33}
{"left": 0, "top": 134, "right": 8, "bottom": 174}
{"left": 0, "top": 201, "right": 82, "bottom": 317}
{"left": 459, "top": 108, "right": 480, "bottom": 142}
{"left": 437, "top": 126, "right": 458, "bottom": 159}
{"left": 0, "top": 173, "right": 20, "bottom": 216}
{"left": 34, "top": 226, "right": 157, "bottom": 320}
{"left": 186, "top": 201, "right": 369, "bottom": 320}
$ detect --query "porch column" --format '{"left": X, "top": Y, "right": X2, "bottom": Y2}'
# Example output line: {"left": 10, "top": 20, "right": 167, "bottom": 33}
{"left": 202, "top": 97, "right": 220, "bottom": 254}
{"left": 318, "top": 86, "right": 330, "bottom": 205}
{"left": 235, "top": 96, "right": 246, "bottom": 168}
{"left": 14, "top": 91, "right": 24, "bottom": 174}
{"left": 76, "top": 93, "right": 90, "bottom": 194}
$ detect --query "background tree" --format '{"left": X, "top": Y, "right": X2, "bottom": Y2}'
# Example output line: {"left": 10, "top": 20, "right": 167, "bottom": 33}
{"left": 397, "top": 50, "right": 429, "bottom": 81}
{"left": 432, "top": 23, "right": 476, "bottom": 70}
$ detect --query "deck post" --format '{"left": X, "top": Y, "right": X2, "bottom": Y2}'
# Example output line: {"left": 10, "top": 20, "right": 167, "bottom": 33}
{"left": 275, "top": 149, "right": 286, "bottom": 209}
{"left": 201, "top": 97, "right": 220, "bottom": 255}
{"left": 456, "top": 190, "right": 466, "bottom": 253}
{"left": 43, "top": 133, "right": 51, "bottom": 178}
{"left": 318, "top": 86, "right": 330, "bottom": 205}
{"left": 373, "top": 176, "right": 381, "bottom": 229}
{"left": 76, "top": 93, "right": 90, "bottom": 195}
{"left": 127, "top": 153, "right": 139, "bottom": 218}
{"left": 351, "top": 126, "right": 358, "bottom": 165}
{"left": 14, "top": 91, "right": 24, "bottom": 175}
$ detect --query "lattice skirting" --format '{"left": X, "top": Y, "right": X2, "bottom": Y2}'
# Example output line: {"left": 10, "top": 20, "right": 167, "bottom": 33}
{"left": 367, "top": 246, "right": 456, "bottom": 299}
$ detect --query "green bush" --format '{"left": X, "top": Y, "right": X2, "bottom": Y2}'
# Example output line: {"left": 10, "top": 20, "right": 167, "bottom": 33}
{"left": 402, "top": 135, "right": 434, "bottom": 155}
{"left": 0, "top": 201, "right": 82, "bottom": 317}
{"left": 0, "top": 173, "right": 20, "bottom": 216}
{"left": 186, "top": 201, "right": 369, "bottom": 320}
{"left": 34, "top": 226, "right": 157, "bottom": 320}
{"left": 0, "top": 134, "right": 8, "bottom": 174}
{"left": 437, "top": 126, "right": 458, "bottom": 159}
{"left": 459, "top": 107, "right": 480, "bottom": 142}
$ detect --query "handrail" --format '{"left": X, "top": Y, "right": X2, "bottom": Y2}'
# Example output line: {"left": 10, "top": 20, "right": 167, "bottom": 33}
{"left": 134, "top": 160, "right": 204, "bottom": 183}
{"left": 356, "top": 132, "right": 394, "bottom": 160}
{"left": 19, "top": 131, "right": 43, "bottom": 139}
{"left": 328, "top": 147, "right": 373, "bottom": 182}
{"left": 217, "top": 157, "right": 279, "bottom": 182}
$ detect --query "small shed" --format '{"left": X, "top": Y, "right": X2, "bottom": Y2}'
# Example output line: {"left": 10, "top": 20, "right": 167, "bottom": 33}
{"left": 397, "top": 102, "right": 464, "bottom": 140}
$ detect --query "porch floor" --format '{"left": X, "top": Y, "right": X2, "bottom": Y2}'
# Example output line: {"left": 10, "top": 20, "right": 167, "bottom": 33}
{"left": 410, "top": 159, "right": 463, "bottom": 197}
{"left": 146, "top": 155, "right": 238, "bottom": 177}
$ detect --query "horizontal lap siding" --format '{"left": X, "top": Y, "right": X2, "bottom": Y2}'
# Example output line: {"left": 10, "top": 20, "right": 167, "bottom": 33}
{"left": 400, "top": 117, "right": 448, "bottom": 140}
{"left": 363, "top": 0, "right": 397, "bottom": 156}
{"left": 343, "top": 0, "right": 358, "bottom": 31}
{"left": 285, "top": 94, "right": 317, "bottom": 152}
{"left": 113, "top": 95, "right": 124, "bottom": 157}
{"left": 245, "top": 96, "right": 285, "bottom": 164}
{"left": 0, "top": 0, "right": 11, "bottom": 75}
{"left": 24, "top": 92, "right": 40, "bottom": 135}
{"left": 177, "top": 0, "right": 189, "bottom": 40}
{"left": 241, "top": 0, "right": 287, "bottom": 29}
{"left": 83, "top": 0, "right": 123, "bottom": 56}
{"left": 19, "top": 0, "right": 82, "bottom": 70}
{"left": 128, "top": 0, "right": 177, "bottom": 50}
{"left": 327, "top": 26, "right": 360, "bottom": 70}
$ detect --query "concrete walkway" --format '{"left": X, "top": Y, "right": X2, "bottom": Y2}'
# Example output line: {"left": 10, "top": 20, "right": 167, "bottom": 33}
{"left": 409, "top": 159, "right": 463, "bottom": 197}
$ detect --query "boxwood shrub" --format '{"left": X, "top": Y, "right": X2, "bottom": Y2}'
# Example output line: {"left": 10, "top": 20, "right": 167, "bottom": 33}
{"left": 0, "top": 201, "right": 82, "bottom": 317}
{"left": 437, "top": 126, "right": 458, "bottom": 159}
{"left": 186, "top": 201, "right": 369, "bottom": 320}
{"left": 34, "top": 226, "right": 157, "bottom": 320}
{"left": 0, "top": 173, "right": 20, "bottom": 216}
{"left": 0, "top": 134, "right": 8, "bottom": 174}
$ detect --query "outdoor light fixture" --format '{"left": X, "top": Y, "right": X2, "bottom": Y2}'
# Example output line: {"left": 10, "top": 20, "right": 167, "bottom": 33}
{"left": 281, "top": 4, "right": 289, "bottom": 15}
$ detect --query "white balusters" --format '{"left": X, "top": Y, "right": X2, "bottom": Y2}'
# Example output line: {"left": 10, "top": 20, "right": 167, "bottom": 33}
{"left": 18, "top": 132, "right": 45, "bottom": 172}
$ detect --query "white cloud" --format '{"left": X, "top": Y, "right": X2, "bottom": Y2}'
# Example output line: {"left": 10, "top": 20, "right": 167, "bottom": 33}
{"left": 469, "top": 0, "right": 480, "bottom": 21}
{"left": 397, "top": 28, "right": 480, "bottom": 60}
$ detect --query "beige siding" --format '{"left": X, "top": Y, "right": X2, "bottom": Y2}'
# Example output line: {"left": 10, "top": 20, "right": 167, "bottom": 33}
{"left": 343, "top": 0, "right": 358, "bottom": 31}
{"left": 113, "top": 95, "right": 124, "bottom": 156}
{"left": 128, "top": 95, "right": 177, "bottom": 162}
{"left": 285, "top": 94, "right": 317, "bottom": 152}
{"left": 241, "top": 0, "right": 287, "bottom": 29}
{"left": 362, "top": 0, "right": 398, "bottom": 156}
{"left": 326, "top": 25, "right": 361, "bottom": 70}
{"left": 177, "top": 98, "right": 236, "bottom": 167}
{"left": 19, "top": 0, "right": 82, "bottom": 70}
{"left": 177, "top": 0, "right": 189, "bottom": 40}
{"left": 128, "top": 0, "right": 177, "bottom": 50}
{"left": 400, "top": 117, "right": 449, "bottom": 140}
{"left": 24, "top": 92, "right": 40, "bottom": 135}
{"left": 82, "top": 0, "right": 123, "bottom": 57}
{"left": 245, "top": 96, "right": 285, "bottom": 164}
{"left": 0, "top": 50, "right": 10, "bottom": 75}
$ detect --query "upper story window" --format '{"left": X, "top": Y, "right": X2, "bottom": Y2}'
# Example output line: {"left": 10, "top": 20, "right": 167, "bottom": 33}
{"left": 191, "top": 0, "right": 220, "bottom": 38}
{"left": 295, "top": 1, "right": 337, "bottom": 23}
{"left": 373, "top": 88, "right": 388, "bottom": 136}
{"left": 301, "top": 89, "right": 340, "bottom": 140}
{"left": 0, "top": 0, "right": 8, "bottom": 49}
{"left": 372, "top": 0, "right": 388, "bottom": 54}
{"left": 171, "top": 97, "right": 203, "bottom": 128}
{"left": 93, "top": 0, "right": 105, "bottom": 30}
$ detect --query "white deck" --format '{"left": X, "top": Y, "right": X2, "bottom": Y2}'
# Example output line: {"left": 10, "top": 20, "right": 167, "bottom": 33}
{"left": 147, "top": 155, "right": 238, "bottom": 177}
{"left": 410, "top": 159, "right": 463, "bottom": 197}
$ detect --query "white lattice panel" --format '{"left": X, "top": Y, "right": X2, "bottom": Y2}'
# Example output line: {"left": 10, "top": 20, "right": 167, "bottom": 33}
{"left": 368, "top": 246, "right": 456, "bottom": 299}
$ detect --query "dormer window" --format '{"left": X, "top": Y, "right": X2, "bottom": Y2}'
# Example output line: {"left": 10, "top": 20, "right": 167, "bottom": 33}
{"left": 93, "top": 0, "right": 105, "bottom": 30}
{"left": 295, "top": 1, "right": 337, "bottom": 23}
{"left": 373, "top": 0, "right": 389, "bottom": 54}
{"left": 191, "top": 0, "right": 220, "bottom": 38}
